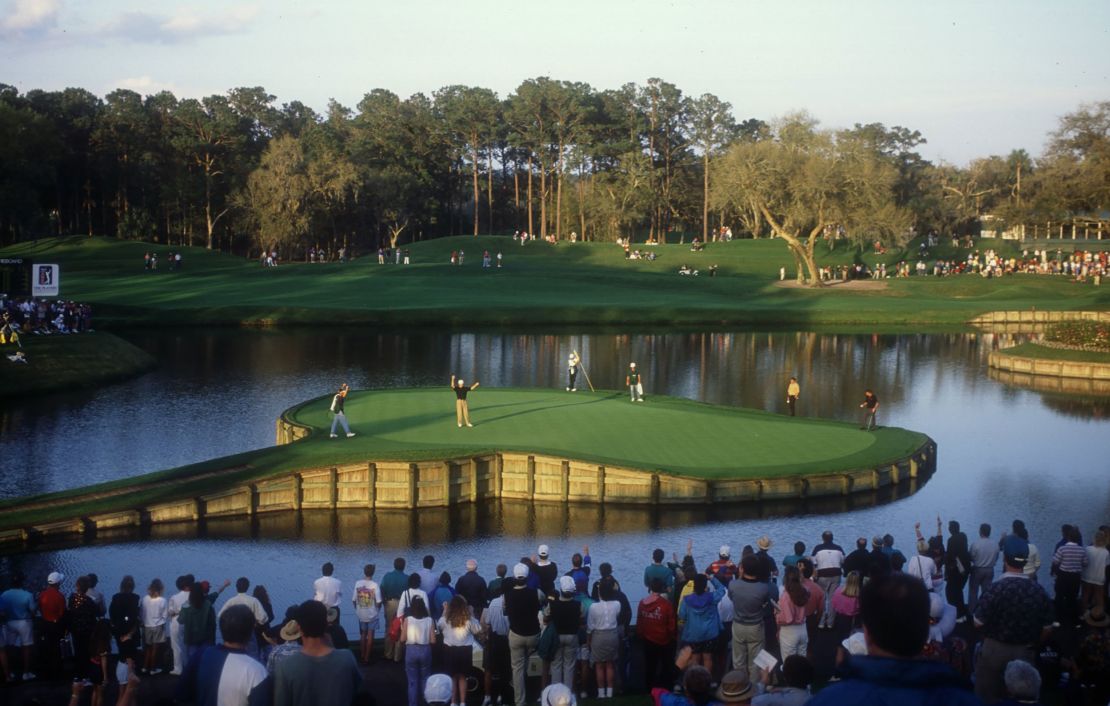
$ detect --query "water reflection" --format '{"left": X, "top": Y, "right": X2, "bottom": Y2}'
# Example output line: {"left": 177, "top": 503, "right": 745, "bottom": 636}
{"left": 3, "top": 473, "right": 931, "bottom": 556}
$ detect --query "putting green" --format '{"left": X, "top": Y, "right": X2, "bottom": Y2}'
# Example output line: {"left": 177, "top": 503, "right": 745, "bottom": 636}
{"left": 288, "top": 388, "right": 927, "bottom": 479}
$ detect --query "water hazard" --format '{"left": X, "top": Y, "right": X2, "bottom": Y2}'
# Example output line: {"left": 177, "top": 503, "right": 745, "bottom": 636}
{"left": 2, "top": 329, "right": 1107, "bottom": 638}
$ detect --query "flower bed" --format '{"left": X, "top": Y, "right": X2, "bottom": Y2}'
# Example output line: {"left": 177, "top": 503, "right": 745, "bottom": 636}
{"left": 1044, "top": 320, "right": 1110, "bottom": 352}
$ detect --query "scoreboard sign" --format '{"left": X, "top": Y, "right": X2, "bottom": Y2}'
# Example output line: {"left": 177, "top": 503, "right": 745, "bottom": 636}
{"left": 0, "top": 258, "right": 32, "bottom": 297}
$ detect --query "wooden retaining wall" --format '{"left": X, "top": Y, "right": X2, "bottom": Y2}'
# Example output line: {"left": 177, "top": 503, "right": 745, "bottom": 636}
{"left": 0, "top": 432, "right": 938, "bottom": 545}
{"left": 970, "top": 310, "right": 1110, "bottom": 333}
{"left": 988, "top": 351, "right": 1110, "bottom": 382}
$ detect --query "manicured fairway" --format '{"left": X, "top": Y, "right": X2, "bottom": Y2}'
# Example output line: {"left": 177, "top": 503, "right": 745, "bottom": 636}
{"left": 2, "top": 236, "right": 1106, "bottom": 327}
{"left": 288, "top": 388, "right": 927, "bottom": 478}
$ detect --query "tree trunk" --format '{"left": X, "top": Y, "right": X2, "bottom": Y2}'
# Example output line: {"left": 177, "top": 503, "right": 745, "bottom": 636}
{"left": 555, "top": 142, "right": 564, "bottom": 240}
{"left": 702, "top": 150, "right": 709, "bottom": 242}
{"left": 539, "top": 162, "right": 547, "bottom": 240}
{"left": 526, "top": 156, "right": 534, "bottom": 236}
{"left": 471, "top": 139, "right": 480, "bottom": 236}
{"left": 759, "top": 205, "right": 823, "bottom": 286}
{"left": 487, "top": 150, "right": 494, "bottom": 234}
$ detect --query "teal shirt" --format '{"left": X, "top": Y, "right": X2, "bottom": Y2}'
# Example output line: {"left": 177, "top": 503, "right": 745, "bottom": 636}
{"left": 380, "top": 570, "right": 408, "bottom": 601}
{"left": 628, "top": 372, "right": 641, "bottom": 385}
{"left": 643, "top": 563, "right": 675, "bottom": 590}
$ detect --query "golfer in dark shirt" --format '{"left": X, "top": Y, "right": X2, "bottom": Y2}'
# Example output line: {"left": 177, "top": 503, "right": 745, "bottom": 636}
{"left": 859, "top": 390, "right": 879, "bottom": 430}
{"left": 450, "top": 375, "right": 479, "bottom": 427}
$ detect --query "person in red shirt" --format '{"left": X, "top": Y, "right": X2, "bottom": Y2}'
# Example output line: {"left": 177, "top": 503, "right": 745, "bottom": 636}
{"left": 637, "top": 578, "right": 677, "bottom": 689}
{"left": 39, "top": 571, "right": 67, "bottom": 679}
{"left": 706, "top": 546, "right": 738, "bottom": 584}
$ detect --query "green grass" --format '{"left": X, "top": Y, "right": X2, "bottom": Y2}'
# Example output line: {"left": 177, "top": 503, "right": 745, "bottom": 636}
{"left": 0, "top": 388, "right": 928, "bottom": 530}
{"left": 998, "top": 342, "right": 1110, "bottom": 363}
{"left": 0, "top": 331, "right": 154, "bottom": 397}
{"left": 1, "top": 236, "right": 1106, "bottom": 328}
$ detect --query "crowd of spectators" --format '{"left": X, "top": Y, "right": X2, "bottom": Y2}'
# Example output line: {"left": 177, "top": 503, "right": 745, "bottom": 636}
{"left": 1, "top": 517, "right": 1108, "bottom": 706}
{"left": 1, "top": 297, "right": 93, "bottom": 336}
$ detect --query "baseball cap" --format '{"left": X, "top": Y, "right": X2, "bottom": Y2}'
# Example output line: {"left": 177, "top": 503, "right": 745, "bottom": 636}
{"left": 513, "top": 562, "right": 530, "bottom": 579}
{"left": 538, "top": 544, "right": 549, "bottom": 558}
{"left": 424, "top": 674, "right": 453, "bottom": 704}
{"left": 47, "top": 571, "right": 65, "bottom": 585}
{"left": 719, "top": 544, "right": 730, "bottom": 558}
{"left": 1002, "top": 535, "right": 1029, "bottom": 565}
{"left": 559, "top": 576, "right": 577, "bottom": 594}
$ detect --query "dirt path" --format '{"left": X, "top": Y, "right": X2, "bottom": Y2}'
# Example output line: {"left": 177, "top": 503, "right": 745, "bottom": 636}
{"left": 774, "top": 278, "right": 889, "bottom": 291}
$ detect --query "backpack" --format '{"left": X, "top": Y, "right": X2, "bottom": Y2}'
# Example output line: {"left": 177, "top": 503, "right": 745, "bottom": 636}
{"left": 536, "top": 623, "right": 559, "bottom": 661}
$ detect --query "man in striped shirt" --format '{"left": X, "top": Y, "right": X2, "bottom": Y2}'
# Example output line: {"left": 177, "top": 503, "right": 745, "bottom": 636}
{"left": 1052, "top": 525, "right": 1087, "bottom": 627}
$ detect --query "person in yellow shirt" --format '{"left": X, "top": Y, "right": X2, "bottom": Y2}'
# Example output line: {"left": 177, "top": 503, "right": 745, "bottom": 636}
{"left": 786, "top": 377, "right": 801, "bottom": 417}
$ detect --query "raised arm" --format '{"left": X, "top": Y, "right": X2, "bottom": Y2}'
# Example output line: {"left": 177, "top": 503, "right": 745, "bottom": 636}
{"left": 470, "top": 381, "right": 480, "bottom": 390}
{"left": 450, "top": 375, "right": 456, "bottom": 389}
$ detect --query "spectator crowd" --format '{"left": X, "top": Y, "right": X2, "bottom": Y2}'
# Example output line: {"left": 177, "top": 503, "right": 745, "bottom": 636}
{"left": 1, "top": 517, "right": 1108, "bottom": 706}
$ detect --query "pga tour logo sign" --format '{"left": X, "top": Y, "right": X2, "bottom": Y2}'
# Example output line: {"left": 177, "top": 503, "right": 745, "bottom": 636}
{"left": 32, "top": 264, "right": 60, "bottom": 297}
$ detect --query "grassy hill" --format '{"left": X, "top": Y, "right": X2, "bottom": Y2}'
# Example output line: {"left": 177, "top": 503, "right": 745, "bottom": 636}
{"left": 1, "top": 235, "right": 1106, "bottom": 327}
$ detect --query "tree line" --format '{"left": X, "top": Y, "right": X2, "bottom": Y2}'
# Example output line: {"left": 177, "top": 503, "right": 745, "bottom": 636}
{"left": 0, "top": 79, "right": 1106, "bottom": 282}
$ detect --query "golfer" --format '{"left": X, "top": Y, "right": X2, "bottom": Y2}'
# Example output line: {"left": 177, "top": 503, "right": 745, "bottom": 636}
{"left": 787, "top": 377, "right": 800, "bottom": 417}
{"left": 330, "top": 383, "right": 355, "bottom": 438}
{"left": 859, "top": 389, "right": 879, "bottom": 430}
{"left": 451, "top": 375, "right": 480, "bottom": 427}
{"left": 567, "top": 352, "right": 580, "bottom": 392}
{"left": 626, "top": 362, "right": 643, "bottom": 402}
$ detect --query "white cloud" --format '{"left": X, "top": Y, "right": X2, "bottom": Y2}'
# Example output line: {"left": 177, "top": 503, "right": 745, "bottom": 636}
{"left": 113, "top": 75, "right": 180, "bottom": 96}
{"left": 100, "top": 3, "right": 260, "bottom": 44}
{"left": 1, "top": 0, "right": 61, "bottom": 36}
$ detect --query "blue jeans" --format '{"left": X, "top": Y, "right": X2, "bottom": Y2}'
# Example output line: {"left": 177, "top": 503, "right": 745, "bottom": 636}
{"left": 405, "top": 643, "right": 432, "bottom": 706}
{"left": 330, "top": 412, "right": 351, "bottom": 435}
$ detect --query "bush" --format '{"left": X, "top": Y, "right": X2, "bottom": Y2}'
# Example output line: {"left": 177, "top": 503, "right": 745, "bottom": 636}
{"left": 1045, "top": 321, "right": 1110, "bottom": 351}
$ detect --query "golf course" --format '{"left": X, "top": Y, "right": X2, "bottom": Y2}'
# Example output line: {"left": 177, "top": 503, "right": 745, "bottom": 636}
{"left": 0, "top": 388, "right": 932, "bottom": 536}
{"left": 1, "top": 235, "right": 1107, "bottom": 328}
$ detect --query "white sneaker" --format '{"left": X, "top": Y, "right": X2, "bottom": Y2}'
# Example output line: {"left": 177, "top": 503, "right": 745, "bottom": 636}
{"left": 466, "top": 423, "right": 473, "bottom": 427}
{"left": 330, "top": 433, "right": 338, "bottom": 438}
{"left": 23, "top": 672, "right": 35, "bottom": 680}
{"left": 346, "top": 432, "right": 355, "bottom": 437}
{"left": 458, "top": 423, "right": 462, "bottom": 427}
{"left": 566, "top": 387, "right": 571, "bottom": 391}
{"left": 151, "top": 668, "right": 162, "bottom": 675}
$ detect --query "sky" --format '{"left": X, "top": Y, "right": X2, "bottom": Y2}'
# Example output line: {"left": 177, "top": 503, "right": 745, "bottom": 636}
{"left": 2, "top": 0, "right": 1108, "bottom": 165}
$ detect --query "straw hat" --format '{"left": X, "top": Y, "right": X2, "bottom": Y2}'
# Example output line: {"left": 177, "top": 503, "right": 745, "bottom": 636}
{"left": 715, "top": 670, "right": 754, "bottom": 703}
{"left": 279, "top": 621, "right": 302, "bottom": 642}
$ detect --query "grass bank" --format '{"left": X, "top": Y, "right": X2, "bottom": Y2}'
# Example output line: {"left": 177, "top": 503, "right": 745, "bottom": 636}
{"left": 1, "top": 236, "right": 1106, "bottom": 328}
{"left": 0, "top": 388, "right": 928, "bottom": 531}
{"left": 998, "top": 342, "right": 1110, "bottom": 364}
{"left": 0, "top": 331, "right": 154, "bottom": 397}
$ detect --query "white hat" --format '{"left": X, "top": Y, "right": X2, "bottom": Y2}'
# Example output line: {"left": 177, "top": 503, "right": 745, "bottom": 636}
{"left": 424, "top": 674, "right": 453, "bottom": 704}
{"left": 47, "top": 571, "right": 65, "bottom": 585}
{"left": 513, "top": 562, "right": 530, "bottom": 579}
{"left": 538, "top": 544, "right": 549, "bottom": 558}
{"left": 630, "top": 362, "right": 636, "bottom": 368}
{"left": 541, "top": 683, "right": 576, "bottom": 706}
{"left": 558, "top": 576, "right": 577, "bottom": 594}
{"left": 458, "top": 379, "right": 465, "bottom": 385}
{"left": 719, "top": 545, "right": 730, "bottom": 558}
